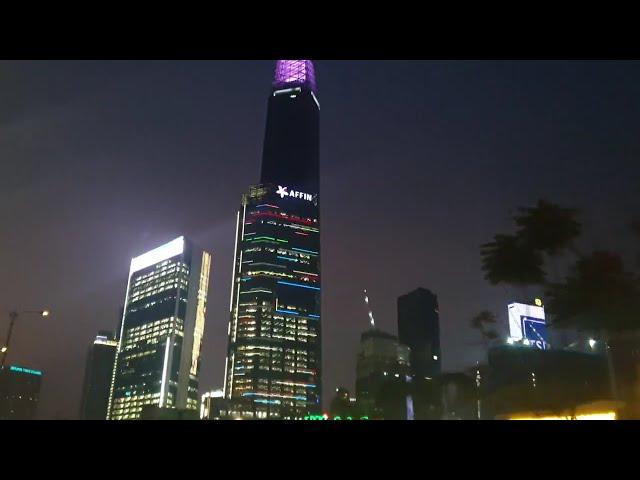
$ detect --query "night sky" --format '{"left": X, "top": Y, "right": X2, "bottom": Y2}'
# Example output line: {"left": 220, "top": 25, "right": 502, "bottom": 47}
{"left": 2, "top": 60, "right": 639, "bottom": 419}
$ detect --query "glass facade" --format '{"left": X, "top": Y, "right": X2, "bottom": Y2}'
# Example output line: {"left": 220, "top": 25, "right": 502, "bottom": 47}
{"left": 224, "top": 61, "right": 321, "bottom": 419}
{"left": 107, "top": 236, "right": 211, "bottom": 420}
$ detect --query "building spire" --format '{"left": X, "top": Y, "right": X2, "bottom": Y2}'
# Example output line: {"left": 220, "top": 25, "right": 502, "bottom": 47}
{"left": 273, "top": 60, "right": 317, "bottom": 93}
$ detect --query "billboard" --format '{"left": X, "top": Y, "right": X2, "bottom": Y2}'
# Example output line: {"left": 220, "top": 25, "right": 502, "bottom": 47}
{"left": 508, "top": 302, "right": 549, "bottom": 350}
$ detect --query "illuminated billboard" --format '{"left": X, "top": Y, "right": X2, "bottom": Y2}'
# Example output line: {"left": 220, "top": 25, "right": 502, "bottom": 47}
{"left": 508, "top": 302, "right": 548, "bottom": 350}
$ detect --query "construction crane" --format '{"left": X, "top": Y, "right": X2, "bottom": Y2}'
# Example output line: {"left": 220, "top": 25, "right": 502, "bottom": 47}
{"left": 363, "top": 289, "right": 376, "bottom": 329}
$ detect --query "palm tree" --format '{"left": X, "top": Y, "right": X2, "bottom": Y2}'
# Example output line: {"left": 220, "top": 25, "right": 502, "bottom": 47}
{"left": 471, "top": 310, "right": 499, "bottom": 347}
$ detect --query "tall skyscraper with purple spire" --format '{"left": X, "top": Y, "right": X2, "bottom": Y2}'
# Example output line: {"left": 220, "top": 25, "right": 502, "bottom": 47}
{"left": 224, "top": 61, "right": 321, "bottom": 419}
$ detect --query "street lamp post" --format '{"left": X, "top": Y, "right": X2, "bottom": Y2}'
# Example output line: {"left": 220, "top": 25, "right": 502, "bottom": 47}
{"left": 1, "top": 309, "right": 50, "bottom": 369}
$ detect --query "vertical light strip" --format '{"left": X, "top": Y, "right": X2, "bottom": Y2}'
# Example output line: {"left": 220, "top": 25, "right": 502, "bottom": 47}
{"left": 232, "top": 276, "right": 241, "bottom": 344}
{"left": 231, "top": 203, "right": 246, "bottom": 346}
{"left": 240, "top": 204, "right": 247, "bottom": 243}
{"left": 159, "top": 336, "right": 171, "bottom": 408}
{"left": 222, "top": 354, "right": 230, "bottom": 399}
{"left": 311, "top": 91, "right": 320, "bottom": 110}
{"left": 106, "top": 269, "right": 132, "bottom": 419}
{"left": 229, "top": 211, "right": 240, "bottom": 313}
{"left": 226, "top": 205, "right": 244, "bottom": 399}
{"left": 190, "top": 252, "right": 211, "bottom": 375}
{"left": 228, "top": 353, "right": 235, "bottom": 400}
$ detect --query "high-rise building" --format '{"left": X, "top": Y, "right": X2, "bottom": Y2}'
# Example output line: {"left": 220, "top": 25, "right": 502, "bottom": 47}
{"left": 0, "top": 365, "right": 43, "bottom": 420}
{"left": 355, "top": 328, "right": 411, "bottom": 419}
{"left": 224, "top": 60, "right": 321, "bottom": 419}
{"left": 397, "top": 288, "right": 441, "bottom": 379}
{"left": 79, "top": 331, "right": 118, "bottom": 420}
{"left": 107, "top": 236, "right": 212, "bottom": 420}
{"left": 200, "top": 388, "right": 225, "bottom": 419}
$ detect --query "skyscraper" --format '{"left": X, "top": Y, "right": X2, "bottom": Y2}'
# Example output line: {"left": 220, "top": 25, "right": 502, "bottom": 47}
{"left": 397, "top": 288, "right": 441, "bottom": 379}
{"left": 107, "top": 236, "right": 212, "bottom": 420}
{"left": 355, "top": 328, "right": 411, "bottom": 419}
{"left": 79, "top": 331, "right": 117, "bottom": 420}
{"left": 224, "top": 60, "right": 321, "bottom": 419}
{"left": 0, "top": 365, "right": 43, "bottom": 420}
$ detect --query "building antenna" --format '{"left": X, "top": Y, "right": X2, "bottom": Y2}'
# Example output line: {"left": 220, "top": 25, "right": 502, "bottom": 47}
{"left": 363, "top": 289, "right": 376, "bottom": 329}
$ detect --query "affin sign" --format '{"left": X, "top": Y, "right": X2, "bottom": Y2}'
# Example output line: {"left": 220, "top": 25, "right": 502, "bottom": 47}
{"left": 277, "top": 185, "right": 314, "bottom": 202}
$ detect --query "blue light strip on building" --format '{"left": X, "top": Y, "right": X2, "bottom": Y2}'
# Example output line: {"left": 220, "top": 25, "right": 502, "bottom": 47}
{"left": 292, "top": 247, "right": 319, "bottom": 255}
{"left": 276, "top": 309, "right": 320, "bottom": 320}
{"left": 242, "top": 392, "right": 307, "bottom": 401}
{"left": 276, "top": 255, "right": 298, "bottom": 262}
{"left": 277, "top": 281, "right": 321, "bottom": 291}
{"left": 254, "top": 399, "right": 282, "bottom": 405}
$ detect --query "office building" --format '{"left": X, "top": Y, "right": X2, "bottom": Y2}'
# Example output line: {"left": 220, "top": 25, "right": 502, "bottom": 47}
{"left": 224, "top": 60, "right": 321, "bottom": 419}
{"left": 0, "top": 365, "right": 43, "bottom": 420}
{"left": 107, "top": 236, "right": 212, "bottom": 420}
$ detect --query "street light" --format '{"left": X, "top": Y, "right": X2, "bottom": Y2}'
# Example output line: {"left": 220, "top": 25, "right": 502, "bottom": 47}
{"left": 1, "top": 309, "right": 51, "bottom": 369}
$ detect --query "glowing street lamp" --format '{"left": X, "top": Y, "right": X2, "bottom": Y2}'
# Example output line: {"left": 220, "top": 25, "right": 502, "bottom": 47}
{"left": 1, "top": 309, "right": 51, "bottom": 368}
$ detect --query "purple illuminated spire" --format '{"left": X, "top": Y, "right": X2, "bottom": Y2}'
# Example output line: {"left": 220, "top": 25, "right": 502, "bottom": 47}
{"left": 273, "top": 60, "right": 317, "bottom": 93}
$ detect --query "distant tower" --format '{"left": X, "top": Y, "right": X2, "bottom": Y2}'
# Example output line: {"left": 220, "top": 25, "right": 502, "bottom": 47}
{"left": 355, "top": 329, "right": 411, "bottom": 419}
{"left": 79, "top": 331, "right": 117, "bottom": 419}
{"left": 355, "top": 291, "right": 411, "bottom": 418}
{"left": 397, "top": 288, "right": 441, "bottom": 379}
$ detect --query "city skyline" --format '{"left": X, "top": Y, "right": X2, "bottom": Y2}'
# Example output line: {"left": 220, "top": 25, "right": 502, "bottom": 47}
{"left": 2, "top": 60, "right": 639, "bottom": 418}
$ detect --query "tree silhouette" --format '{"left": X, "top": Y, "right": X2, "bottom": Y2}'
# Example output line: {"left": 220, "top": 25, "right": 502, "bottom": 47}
{"left": 514, "top": 200, "right": 581, "bottom": 255}
{"left": 545, "top": 251, "right": 640, "bottom": 333}
{"left": 481, "top": 234, "right": 546, "bottom": 287}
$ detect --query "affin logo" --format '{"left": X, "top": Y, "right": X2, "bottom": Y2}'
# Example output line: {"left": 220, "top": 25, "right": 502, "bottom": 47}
{"left": 277, "top": 185, "right": 314, "bottom": 202}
